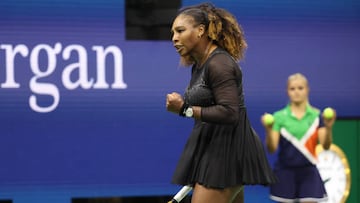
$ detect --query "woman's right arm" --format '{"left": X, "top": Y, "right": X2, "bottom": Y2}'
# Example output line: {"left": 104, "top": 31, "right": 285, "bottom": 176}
{"left": 265, "top": 128, "right": 280, "bottom": 153}
{"left": 261, "top": 114, "right": 280, "bottom": 153}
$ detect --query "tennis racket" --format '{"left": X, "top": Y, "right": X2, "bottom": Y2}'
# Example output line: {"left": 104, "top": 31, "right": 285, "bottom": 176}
{"left": 168, "top": 185, "right": 193, "bottom": 203}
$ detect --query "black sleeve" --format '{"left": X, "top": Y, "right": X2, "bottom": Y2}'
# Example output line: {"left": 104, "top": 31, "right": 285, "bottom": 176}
{"left": 200, "top": 54, "right": 240, "bottom": 124}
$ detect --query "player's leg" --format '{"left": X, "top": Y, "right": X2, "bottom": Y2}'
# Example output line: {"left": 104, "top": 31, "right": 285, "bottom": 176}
{"left": 191, "top": 183, "right": 242, "bottom": 203}
{"left": 231, "top": 187, "right": 244, "bottom": 203}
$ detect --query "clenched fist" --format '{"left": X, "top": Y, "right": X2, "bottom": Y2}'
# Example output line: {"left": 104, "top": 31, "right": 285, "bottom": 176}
{"left": 166, "top": 92, "right": 184, "bottom": 114}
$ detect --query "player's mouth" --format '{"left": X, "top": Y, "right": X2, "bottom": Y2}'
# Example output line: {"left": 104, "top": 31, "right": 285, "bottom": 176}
{"left": 174, "top": 45, "right": 184, "bottom": 53}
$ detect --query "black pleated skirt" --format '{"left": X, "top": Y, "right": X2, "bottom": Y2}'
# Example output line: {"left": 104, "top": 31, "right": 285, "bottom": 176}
{"left": 171, "top": 110, "right": 277, "bottom": 189}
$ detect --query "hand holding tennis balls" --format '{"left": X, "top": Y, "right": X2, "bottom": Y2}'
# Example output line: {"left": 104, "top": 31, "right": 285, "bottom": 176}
{"left": 323, "top": 107, "right": 335, "bottom": 120}
{"left": 263, "top": 113, "right": 274, "bottom": 126}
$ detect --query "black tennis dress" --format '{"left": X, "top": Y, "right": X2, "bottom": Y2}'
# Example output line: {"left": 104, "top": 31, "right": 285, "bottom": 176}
{"left": 172, "top": 48, "right": 277, "bottom": 189}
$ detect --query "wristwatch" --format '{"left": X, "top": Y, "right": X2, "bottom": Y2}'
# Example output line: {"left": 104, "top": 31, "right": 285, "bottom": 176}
{"left": 185, "top": 106, "right": 193, "bottom": 117}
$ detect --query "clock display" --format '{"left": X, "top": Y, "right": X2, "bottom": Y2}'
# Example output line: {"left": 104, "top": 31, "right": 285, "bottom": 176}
{"left": 316, "top": 144, "right": 351, "bottom": 203}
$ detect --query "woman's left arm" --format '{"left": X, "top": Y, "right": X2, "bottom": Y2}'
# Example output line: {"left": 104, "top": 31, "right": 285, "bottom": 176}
{"left": 318, "top": 110, "right": 337, "bottom": 150}
{"left": 199, "top": 55, "right": 240, "bottom": 124}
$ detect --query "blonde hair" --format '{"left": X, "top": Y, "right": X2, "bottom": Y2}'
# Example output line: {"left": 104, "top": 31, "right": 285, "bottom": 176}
{"left": 287, "top": 73, "right": 309, "bottom": 88}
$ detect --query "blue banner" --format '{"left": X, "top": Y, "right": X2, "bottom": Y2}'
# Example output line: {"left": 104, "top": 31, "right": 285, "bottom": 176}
{"left": 0, "top": 0, "right": 359, "bottom": 201}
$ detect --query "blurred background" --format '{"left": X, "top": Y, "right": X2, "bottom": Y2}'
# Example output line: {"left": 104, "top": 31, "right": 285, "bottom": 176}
{"left": 0, "top": 0, "right": 359, "bottom": 202}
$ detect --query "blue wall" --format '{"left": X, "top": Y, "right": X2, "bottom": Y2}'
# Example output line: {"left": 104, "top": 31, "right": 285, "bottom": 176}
{"left": 0, "top": 0, "right": 359, "bottom": 202}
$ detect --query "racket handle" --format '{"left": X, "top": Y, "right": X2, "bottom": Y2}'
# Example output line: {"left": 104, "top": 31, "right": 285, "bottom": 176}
{"left": 170, "top": 185, "right": 192, "bottom": 203}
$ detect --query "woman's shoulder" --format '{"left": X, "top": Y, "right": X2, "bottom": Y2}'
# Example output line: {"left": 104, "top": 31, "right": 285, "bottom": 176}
{"left": 209, "top": 47, "right": 235, "bottom": 62}
{"left": 308, "top": 105, "right": 321, "bottom": 114}
{"left": 273, "top": 107, "right": 289, "bottom": 119}
{"left": 206, "top": 48, "right": 238, "bottom": 72}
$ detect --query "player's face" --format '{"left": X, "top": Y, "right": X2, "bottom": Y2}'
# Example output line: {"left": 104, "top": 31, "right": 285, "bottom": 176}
{"left": 171, "top": 14, "right": 201, "bottom": 57}
{"left": 287, "top": 78, "right": 309, "bottom": 104}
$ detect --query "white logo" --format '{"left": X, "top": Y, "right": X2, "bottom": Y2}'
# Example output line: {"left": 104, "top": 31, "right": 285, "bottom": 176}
{"left": 0, "top": 42, "right": 127, "bottom": 113}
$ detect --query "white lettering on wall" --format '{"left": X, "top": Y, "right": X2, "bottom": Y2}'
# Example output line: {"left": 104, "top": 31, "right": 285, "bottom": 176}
{"left": 92, "top": 45, "right": 127, "bottom": 89}
{"left": 0, "top": 44, "right": 29, "bottom": 88}
{"left": 29, "top": 43, "right": 62, "bottom": 113}
{"left": 62, "top": 44, "right": 94, "bottom": 90}
{"left": 0, "top": 42, "right": 127, "bottom": 113}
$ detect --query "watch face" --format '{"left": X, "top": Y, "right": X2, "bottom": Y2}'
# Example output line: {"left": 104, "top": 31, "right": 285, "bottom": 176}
{"left": 316, "top": 144, "right": 351, "bottom": 203}
{"left": 185, "top": 107, "right": 193, "bottom": 117}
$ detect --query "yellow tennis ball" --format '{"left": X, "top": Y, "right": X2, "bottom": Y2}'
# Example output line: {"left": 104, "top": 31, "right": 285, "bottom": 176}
{"left": 264, "top": 113, "right": 274, "bottom": 125}
{"left": 323, "top": 107, "right": 334, "bottom": 119}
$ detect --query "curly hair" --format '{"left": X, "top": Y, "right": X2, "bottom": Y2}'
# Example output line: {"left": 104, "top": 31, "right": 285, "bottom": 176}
{"left": 177, "top": 3, "right": 247, "bottom": 62}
